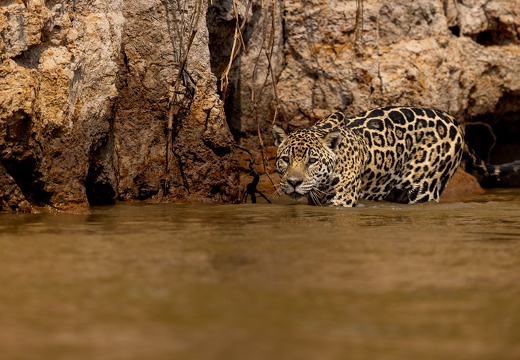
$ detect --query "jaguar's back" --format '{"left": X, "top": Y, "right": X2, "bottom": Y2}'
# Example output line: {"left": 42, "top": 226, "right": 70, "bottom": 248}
{"left": 341, "top": 106, "right": 464, "bottom": 203}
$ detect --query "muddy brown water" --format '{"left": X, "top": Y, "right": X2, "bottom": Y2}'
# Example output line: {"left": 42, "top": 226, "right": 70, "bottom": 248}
{"left": 0, "top": 189, "right": 519, "bottom": 360}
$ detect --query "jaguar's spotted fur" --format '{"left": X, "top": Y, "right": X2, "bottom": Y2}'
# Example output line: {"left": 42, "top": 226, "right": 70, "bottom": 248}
{"left": 272, "top": 106, "right": 520, "bottom": 207}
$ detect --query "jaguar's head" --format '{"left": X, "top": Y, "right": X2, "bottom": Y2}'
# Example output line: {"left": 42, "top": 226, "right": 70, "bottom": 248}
{"left": 272, "top": 125, "right": 342, "bottom": 201}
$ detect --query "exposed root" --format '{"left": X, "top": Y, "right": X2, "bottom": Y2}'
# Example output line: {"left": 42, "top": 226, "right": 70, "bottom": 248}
{"left": 162, "top": 0, "right": 203, "bottom": 195}
{"left": 236, "top": 145, "right": 272, "bottom": 204}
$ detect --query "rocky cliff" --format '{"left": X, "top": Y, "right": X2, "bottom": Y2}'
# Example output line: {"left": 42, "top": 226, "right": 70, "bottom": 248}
{"left": 1, "top": 0, "right": 240, "bottom": 212}
{"left": 1, "top": 0, "right": 519, "bottom": 212}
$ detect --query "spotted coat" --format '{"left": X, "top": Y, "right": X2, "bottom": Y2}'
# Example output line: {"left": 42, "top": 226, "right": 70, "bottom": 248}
{"left": 272, "top": 106, "right": 466, "bottom": 207}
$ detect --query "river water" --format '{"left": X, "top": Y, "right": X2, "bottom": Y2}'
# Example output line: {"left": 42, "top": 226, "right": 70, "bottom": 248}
{"left": 0, "top": 189, "right": 519, "bottom": 360}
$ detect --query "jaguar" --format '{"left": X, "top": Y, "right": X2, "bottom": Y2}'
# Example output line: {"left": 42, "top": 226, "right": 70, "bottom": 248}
{"left": 272, "top": 106, "right": 520, "bottom": 207}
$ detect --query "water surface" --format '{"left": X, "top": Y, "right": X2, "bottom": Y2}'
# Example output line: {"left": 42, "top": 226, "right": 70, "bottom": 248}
{"left": 1, "top": 189, "right": 519, "bottom": 360}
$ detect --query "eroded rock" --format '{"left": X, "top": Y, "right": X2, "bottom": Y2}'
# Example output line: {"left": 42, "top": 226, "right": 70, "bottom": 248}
{"left": 1, "top": 0, "right": 241, "bottom": 212}
{"left": 1, "top": 0, "right": 518, "bottom": 212}
{"left": 114, "top": 0, "right": 240, "bottom": 204}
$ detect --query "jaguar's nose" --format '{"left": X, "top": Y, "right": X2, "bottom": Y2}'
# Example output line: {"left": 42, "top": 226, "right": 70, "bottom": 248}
{"left": 287, "top": 178, "right": 303, "bottom": 189}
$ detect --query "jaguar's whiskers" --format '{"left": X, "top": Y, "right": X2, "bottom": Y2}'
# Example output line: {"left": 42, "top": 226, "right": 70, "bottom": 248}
{"left": 308, "top": 187, "right": 327, "bottom": 206}
{"left": 268, "top": 186, "right": 284, "bottom": 202}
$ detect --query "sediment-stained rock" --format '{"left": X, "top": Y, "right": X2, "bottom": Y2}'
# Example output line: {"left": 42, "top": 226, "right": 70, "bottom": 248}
{"left": 0, "top": 0, "right": 241, "bottom": 212}
{"left": 273, "top": 0, "right": 520, "bottom": 124}
{"left": 1, "top": 0, "right": 518, "bottom": 212}
{"left": 206, "top": 0, "right": 284, "bottom": 141}
{"left": 0, "top": 0, "right": 124, "bottom": 212}
{"left": 115, "top": 0, "right": 240, "bottom": 204}
{"left": 0, "top": 162, "right": 31, "bottom": 212}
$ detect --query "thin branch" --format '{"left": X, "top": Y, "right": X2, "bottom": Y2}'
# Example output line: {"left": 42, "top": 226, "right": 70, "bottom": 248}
{"left": 250, "top": 0, "right": 278, "bottom": 189}
{"left": 266, "top": 0, "right": 280, "bottom": 126}
{"left": 220, "top": 0, "right": 254, "bottom": 98}
{"left": 354, "top": 0, "right": 364, "bottom": 54}
{"left": 262, "top": 0, "right": 279, "bottom": 188}
{"left": 164, "top": 0, "right": 203, "bottom": 195}
{"left": 466, "top": 121, "right": 497, "bottom": 162}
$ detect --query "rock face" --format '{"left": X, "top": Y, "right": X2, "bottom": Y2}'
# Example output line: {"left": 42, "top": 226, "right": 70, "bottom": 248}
{"left": 1, "top": 0, "right": 125, "bottom": 212}
{"left": 1, "top": 0, "right": 519, "bottom": 212}
{"left": 0, "top": 0, "right": 240, "bottom": 212}
{"left": 206, "top": 0, "right": 284, "bottom": 141}
{"left": 228, "top": 0, "right": 520, "bottom": 135}
{"left": 114, "top": 0, "right": 239, "bottom": 204}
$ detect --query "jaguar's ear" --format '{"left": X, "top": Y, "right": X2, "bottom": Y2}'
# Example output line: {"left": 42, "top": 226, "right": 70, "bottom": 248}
{"left": 323, "top": 131, "right": 342, "bottom": 153}
{"left": 272, "top": 125, "right": 288, "bottom": 147}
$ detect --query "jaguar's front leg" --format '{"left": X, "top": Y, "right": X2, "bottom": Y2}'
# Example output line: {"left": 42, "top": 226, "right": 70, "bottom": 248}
{"left": 325, "top": 173, "right": 361, "bottom": 207}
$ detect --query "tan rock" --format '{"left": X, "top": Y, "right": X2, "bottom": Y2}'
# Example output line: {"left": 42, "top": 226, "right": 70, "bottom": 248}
{"left": 1, "top": 0, "right": 518, "bottom": 211}
{"left": 441, "top": 167, "right": 486, "bottom": 201}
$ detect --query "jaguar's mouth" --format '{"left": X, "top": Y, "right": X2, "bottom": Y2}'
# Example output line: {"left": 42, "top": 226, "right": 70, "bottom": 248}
{"left": 289, "top": 192, "right": 306, "bottom": 200}
{"left": 281, "top": 185, "right": 312, "bottom": 201}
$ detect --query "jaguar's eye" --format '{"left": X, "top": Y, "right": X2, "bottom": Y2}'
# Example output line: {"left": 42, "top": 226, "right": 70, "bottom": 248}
{"left": 280, "top": 156, "right": 290, "bottom": 163}
{"left": 308, "top": 158, "right": 319, "bottom": 165}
